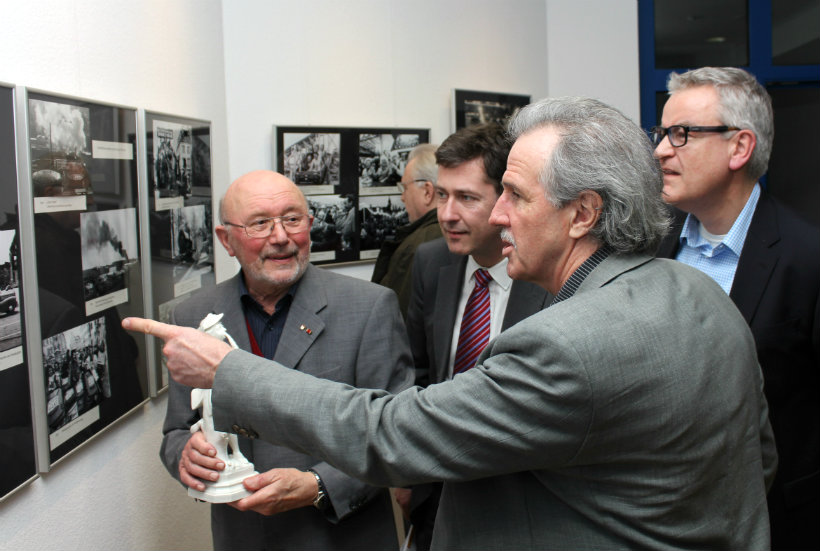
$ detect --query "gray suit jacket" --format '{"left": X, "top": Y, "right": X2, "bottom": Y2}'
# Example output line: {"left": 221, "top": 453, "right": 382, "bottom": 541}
{"left": 407, "top": 238, "right": 552, "bottom": 387}
{"left": 160, "top": 264, "right": 414, "bottom": 550}
{"left": 211, "top": 254, "right": 776, "bottom": 550}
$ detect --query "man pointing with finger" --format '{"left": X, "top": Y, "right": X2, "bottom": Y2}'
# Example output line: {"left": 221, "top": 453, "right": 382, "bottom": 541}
{"left": 158, "top": 170, "right": 413, "bottom": 550}
{"left": 132, "top": 98, "right": 775, "bottom": 550}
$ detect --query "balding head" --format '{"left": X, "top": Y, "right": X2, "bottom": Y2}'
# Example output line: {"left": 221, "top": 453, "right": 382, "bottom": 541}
{"left": 220, "top": 170, "right": 308, "bottom": 224}
{"left": 216, "top": 170, "right": 313, "bottom": 311}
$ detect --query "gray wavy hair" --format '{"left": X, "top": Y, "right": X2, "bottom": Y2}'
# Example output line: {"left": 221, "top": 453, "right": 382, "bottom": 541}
{"left": 667, "top": 67, "right": 773, "bottom": 181}
{"left": 507, "top": 96, "right": 670, "bottom": 254}
{"left": 406, "top": 143, "right": 439, "bottom": 186}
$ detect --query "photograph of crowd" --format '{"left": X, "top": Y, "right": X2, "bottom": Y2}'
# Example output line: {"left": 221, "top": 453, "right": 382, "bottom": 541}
{"left": 276, "top": 126, "right": 428, "bottom": 264}
{"left": 43, "top": 317, "right": 110, "bottom": 432}
{"left": 453, "top": 89, "right": 530, "bottom": 130}
{"left": 358, "top": 194, "right": 407, "bottom": 255}
{"left": 283, "top": 132, "right": 340, "bottom": 192}
{"left": 307, "top": 195, "right": 357, "bottom": 255}
{"left": 28, "top": 98, "right": 94, "bottom": 203}
{"left": 358, "top": 133, "right": 420, "bottom": 192}
{"left": 171, "top": 203, "right": 212, "bottom": 283}
{"left": 153, "top": 119, "right": 193, "bottom": 200}
{"left": 81, "top": 208, "right": 138, "bottom": 303}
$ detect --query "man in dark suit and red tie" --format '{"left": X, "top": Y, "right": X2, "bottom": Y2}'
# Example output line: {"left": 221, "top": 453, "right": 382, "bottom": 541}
{"left": 401, "top": 123, "right": 551, "bottom": 549}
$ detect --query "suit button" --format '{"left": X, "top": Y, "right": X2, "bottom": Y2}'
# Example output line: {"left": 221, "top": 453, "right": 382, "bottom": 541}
{"left": 231, "top": 424, "right": 241, "bottom": 433}
{"left": 247, "top": 430, "right": 259, "bottom": 439}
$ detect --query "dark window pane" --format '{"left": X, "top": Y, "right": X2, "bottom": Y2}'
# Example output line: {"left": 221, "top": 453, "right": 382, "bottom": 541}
{"left": 654, "top": 0, "right": 748, "bottom": 68}
{"left": 655, "top": 91, "right": 670, "bottom": 126}
{"left": 772, "top": 0, "right": 820, "bottom": 65}
{"left": 766, "top": 86, "right": 820, "bottom": 226}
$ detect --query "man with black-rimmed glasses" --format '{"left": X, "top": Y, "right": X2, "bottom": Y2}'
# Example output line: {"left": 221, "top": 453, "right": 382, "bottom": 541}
{"left": 654, "top": 66, "right": 819, "bottom": 551}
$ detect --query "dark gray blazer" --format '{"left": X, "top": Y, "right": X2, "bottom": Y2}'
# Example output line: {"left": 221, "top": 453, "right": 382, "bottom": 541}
{"left": 406, "top": 238, "right": 551, "bottom": 387}
{"left": 212, "top": 254, "right": 777, "bottom": 550}
{"left": 160, "top": 263, "right": 414, "bottom": 551}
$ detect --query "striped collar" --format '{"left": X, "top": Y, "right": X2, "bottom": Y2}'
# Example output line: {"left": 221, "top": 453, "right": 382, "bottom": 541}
{"left": 550, "top": 246, "right": 613, "bottom": 306}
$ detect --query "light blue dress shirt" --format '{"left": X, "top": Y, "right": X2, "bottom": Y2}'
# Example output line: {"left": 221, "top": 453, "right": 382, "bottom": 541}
{"left": 675, "top": 183, "right": 761, "bottom": 295}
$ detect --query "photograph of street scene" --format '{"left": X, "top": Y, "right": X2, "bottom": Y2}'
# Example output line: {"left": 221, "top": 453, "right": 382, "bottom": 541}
{"left": 43, "top": 317, "right": 109, "bottom": 433}
{"left": 0, "top": 228, "right": 21, "bottom": 357}
{"left": 81, "top": 208, "right": 138, "bottom": 310}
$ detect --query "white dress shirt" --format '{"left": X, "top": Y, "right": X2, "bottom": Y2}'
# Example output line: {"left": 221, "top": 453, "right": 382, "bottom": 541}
{"left": 447, "top": 256, "right": 512, "bottom": 378}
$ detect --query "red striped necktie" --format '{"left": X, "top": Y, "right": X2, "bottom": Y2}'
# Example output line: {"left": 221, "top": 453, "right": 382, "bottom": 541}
{"left": 453, "top": 269, "right": 492, "bottom": 375}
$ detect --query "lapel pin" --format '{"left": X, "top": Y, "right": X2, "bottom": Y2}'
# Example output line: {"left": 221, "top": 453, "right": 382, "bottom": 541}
{"left": 299, "top": 324, "right": 313, "bottom": 335}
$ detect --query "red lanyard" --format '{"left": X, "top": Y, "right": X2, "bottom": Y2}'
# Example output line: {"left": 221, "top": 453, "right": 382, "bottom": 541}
{"left": 244, "top": 316, "right": 264, "bottom": 357}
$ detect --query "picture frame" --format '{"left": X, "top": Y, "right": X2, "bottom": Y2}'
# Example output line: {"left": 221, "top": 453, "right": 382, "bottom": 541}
{"left": 18, "top": 88, "right": 150, "bottom": 467}
{"left": 275, "top": 126, "right": 429, "bottom": 265}
{"left": 0, "top": 83, "right": 38, "bottom": 500}
{"left": 142, "top": 111, "right": 215, "bottom": 393}
{"left": 452, "top": 89, "right": 531, "bottom": 131}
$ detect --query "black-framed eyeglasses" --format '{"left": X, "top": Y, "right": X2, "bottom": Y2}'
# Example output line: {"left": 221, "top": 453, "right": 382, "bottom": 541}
{"left": 650, "top": 125, "right": 741, "bottom": 147}
{"left": 223, "top": 214, "right": 311, "bottom": 238}
{"left": 397, "top": 179, "right": 428, "bottom": 193}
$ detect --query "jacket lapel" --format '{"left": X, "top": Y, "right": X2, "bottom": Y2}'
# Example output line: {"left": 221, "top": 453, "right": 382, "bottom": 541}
{"left": 272, "top": 264, "right": 327, "bottom": 369}
{"left": 729, "top": 194, "right": 780, "bottom": 326}
{"left": 214, "top": 274, "right": 252, "bottom": 352}
{"left": 433, "top": 257, "right": 466, "bottom": 383}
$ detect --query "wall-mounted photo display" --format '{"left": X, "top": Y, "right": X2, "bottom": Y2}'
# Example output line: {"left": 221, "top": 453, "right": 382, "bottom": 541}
{"left": 275, "top": 126, "right": 429, "bottom": 265}
{"left": 21, "top": 89, "right": 149, "bottom": 465}
{"left": 0, "top": 83, "right": 37, "bottom": 500}
{"left": 452, "top": 89, "right": 531, "bottom": 131}
{"left": 143, "top": 111, "right": 214, "bottom": 391}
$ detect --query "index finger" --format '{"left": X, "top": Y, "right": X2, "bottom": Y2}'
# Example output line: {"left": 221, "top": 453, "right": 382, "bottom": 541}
{"left": 122, "top": 317, "right": 179, "bottom": 341}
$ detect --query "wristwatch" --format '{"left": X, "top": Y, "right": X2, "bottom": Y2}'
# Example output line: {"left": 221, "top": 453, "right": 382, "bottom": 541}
{"left": 307, "top": 469, "right": 328, "bottom": 510}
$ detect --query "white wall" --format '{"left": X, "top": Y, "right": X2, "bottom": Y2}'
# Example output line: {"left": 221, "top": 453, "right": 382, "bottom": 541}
{"left": 0, "top": 1, "right": 640, "bottom": 549}
{"left": 0, "top": 1, "right": 225, "bottom": 549}
{"left": 546, "top": 0, "right": 640, "bottom": 122}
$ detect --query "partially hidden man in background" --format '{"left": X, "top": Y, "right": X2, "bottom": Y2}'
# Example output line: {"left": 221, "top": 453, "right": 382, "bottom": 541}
{"left": 132, "top": 97, "right": 776, "bottom": 550}
{"left": 371, "top": 143, "right": 442, "bottom": 318}
{"left": 160, "top": 170, "right": 414, "bottom": 550}
{"left": 653, "top": 65, "right": 819, "bottom": 550}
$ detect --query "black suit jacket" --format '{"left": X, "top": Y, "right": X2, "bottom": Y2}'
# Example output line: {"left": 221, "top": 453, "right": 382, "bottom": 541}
{"left": 657, "top": 192, "right": 820, "bottom": 550}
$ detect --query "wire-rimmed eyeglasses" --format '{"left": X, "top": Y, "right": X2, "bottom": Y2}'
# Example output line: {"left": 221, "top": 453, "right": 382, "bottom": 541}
{"left": 397, "top": 179, "right": 428, "bottom": 193}
{"left": 223, "top": 214, "right": 311, "bottom": 238}
{"left": 649, "top": 125, "right": 741, "bottom": 147}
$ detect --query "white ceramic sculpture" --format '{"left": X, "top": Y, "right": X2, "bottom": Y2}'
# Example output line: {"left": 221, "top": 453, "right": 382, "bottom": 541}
{"left": 187, "top": 313, "right": 258, "bottom": 503}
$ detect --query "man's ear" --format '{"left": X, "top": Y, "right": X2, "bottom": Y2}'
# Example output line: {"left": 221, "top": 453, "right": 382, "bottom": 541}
{"left": 728, "top": 129, "right": 756, "bottom": 172}
{"left": 215, "top": 225, "right": 236, "bottom": 257}
{"left": 568, "top": 190, "right": 603, "bottom": 239}
{"left": 422, "top": 181, "right": 436, "bottom": 207}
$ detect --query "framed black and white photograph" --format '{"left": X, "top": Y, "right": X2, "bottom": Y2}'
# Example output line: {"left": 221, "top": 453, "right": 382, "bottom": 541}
{"left": 452, "top": 89, "right": 531, "bottom": 131}
{"left": 357, "top": 132, "right": 420, "bottom": 194}
{"left": 23, "top": 89, "right": 149, "bottom": 465}
{"left": 42, "top": 317, "right": 109, "bottom": 449}
{"left": 306, "top": 194, "right": 358, "bottom": 263}
{"left": 1, "top": 83, "right": 37, "bottom": 499}
{"left": 152, "top": 119, "right": 192, "bottom": 210}
{"left": 81, "top": 208, "right": 139, "bottom": 316}
{"left": 357, "top": 194, "right": 407, "bottom": 260}
{"left": 170, "top": 203, "right": 213, "bottom": 295}
{"left": 28, "top": 98, "right": 93, "bottom": 213}
{"left": 275, "top": 125, "right": 428, "bottom": 265}
{"left": 282, "top": 131, "right": 341, "bottom": 194}
{"left": 0, "top": 229, "right": 23, "bottom": 358}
